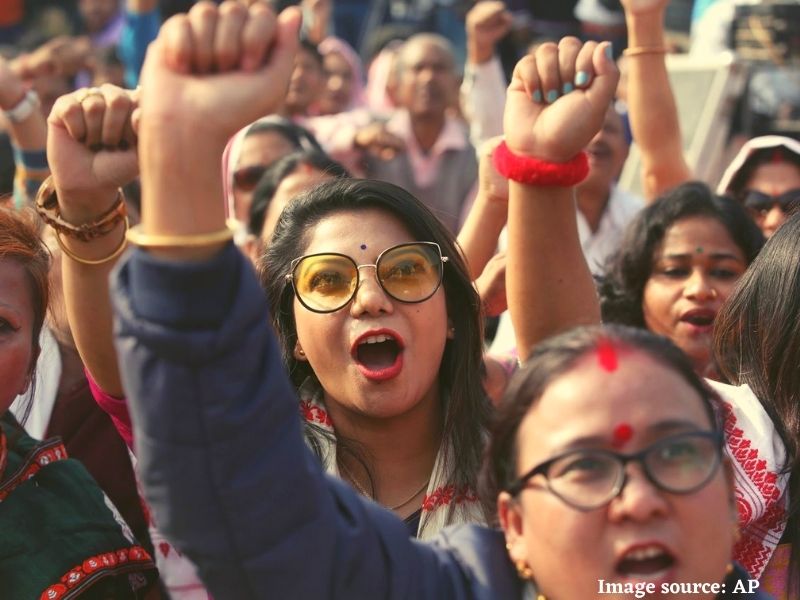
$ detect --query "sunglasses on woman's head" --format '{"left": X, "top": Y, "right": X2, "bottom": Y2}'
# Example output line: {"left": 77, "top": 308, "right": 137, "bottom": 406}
{"left": 741, "top": 188, "right": 800, "bottom": 217}
{"left": 507, "top": 431, "right": 723, "bottom": 511}
{"left": 233, "top": 165, "right": 267, "bottom": 191}
{"left": 286, "top": 242, "right": 448, "bottom": 313}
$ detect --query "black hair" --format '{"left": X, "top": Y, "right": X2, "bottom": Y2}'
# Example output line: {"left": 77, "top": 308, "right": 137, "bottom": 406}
{"left": 298, "top": 37, "right": 324, "bottom": 68}
{"left": 244, "top": 117, "right": 323, "bottom": 151}
{"left": 247, "top": 149, "right": 349, "bottom": 237}
{"left": 261, "top": 179, "right": 489, "bottom": 525}
{"left": 714, "top": 212, "right": 800, "bottom": 592}
{"left": 480, "top": 324, "right": 724, "bottom": 524}
{"left": 598, "top": 181, "right": 764, "bottom": 327}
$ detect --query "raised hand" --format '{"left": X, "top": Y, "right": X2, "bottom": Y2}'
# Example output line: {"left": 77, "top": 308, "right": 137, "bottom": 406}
{"left": 138, "top": 1, "right": 300, "bottom": 149}
{"left": 466, "top": 1, "right": 513, "bottom": 65}
{"left": 503, "top": 39, "right": 618, "bottom": 162}
{"left": 136, "top": 1, "right": 301, "bottom": 258}
{"left": 47, "top": 85, "right": 138, "bottom": 217}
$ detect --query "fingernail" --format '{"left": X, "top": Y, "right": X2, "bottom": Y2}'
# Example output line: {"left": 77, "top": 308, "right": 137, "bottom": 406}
{"left": 605, "top": 43, "right": 614, "bottom": 60}
{"left": 575, "top": 71, "right": 590, "bottom": 87}
{"left": 546, "top": 89, "right": 559, "bottom": 104}
{"left": 532, "top": 89, "right": 542, "bottom": 103}
{"left": 562, "top": 82, "right": 574, "bottom": 94}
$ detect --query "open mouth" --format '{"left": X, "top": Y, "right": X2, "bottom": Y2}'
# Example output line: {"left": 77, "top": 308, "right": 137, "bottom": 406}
{"left": 352, "top": 332, "right": 404, "bottom": 381}
{"left": 616, "top": 545, "right": 676, "bottom": 580}
{"left": 680, "top": 309, "right": 716, "bottom": 328}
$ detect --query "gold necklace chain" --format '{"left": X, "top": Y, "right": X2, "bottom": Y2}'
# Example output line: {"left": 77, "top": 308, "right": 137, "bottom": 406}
{"left": 340, "top": 463, "right": 429, "bottom": 511}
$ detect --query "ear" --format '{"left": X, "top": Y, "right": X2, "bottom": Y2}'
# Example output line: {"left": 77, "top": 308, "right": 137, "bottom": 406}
{"left": 497, "top": 491, "right": 526, "bottom": 564}
{"left": 294, "top": 340, "right": 307, "bottom": 361}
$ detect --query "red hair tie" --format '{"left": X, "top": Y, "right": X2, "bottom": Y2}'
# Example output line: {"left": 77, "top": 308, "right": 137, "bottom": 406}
{"left": 492, "top": 141, "right": 589, "bottom": 187}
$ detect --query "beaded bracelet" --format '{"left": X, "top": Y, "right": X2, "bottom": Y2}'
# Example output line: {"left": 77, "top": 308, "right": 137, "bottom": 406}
{"left": 492, "top": 141, "right": 589, "bottom": 187}
{"left": 35, "top": 176, "right": 127, "bottom": 242}
{"left": 56, "top": 217, "right": 129, "bottom": 266}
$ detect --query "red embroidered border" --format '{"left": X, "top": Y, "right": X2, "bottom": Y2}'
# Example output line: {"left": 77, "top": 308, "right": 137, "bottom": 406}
{"left": 299, "top": 400, "right": 333, "bottom": 427}
{"left": 421, "top": 485, "right": 478, "bottom": 512}
{"left": 0, "top": 438, "right": 67, "bottom": 502}
{"left": 40, "top": 546, "right": 154, "bottom": 600}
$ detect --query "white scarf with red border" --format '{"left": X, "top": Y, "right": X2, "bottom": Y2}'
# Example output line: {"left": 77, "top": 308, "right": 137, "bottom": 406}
{"left": 298, "top": 378, "right": 486, "bottom": 540}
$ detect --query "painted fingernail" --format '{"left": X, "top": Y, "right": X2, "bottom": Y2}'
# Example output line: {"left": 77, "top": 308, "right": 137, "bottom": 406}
{"left": 532, "top": 89, "right": 542, "bottom": 103}
{"left": 562, "top": 82, "right": 574, "bottom": 94}
{"left": 546, "top": 89, "right": 559, "bottom": 104}
{"left": 575, "top": 71, "right": 590, "bottom": 87}
{"left": 605, "top": 43, "right": 614, "bottom": 60}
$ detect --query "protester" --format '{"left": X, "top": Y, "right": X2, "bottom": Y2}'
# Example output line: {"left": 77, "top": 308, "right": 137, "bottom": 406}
{"left": 0, "top": 206, "right": 157, "bottom": 598}
{"left": 714, "top": 212, "right": 800, "bottom": 599}
{"left": 598, "top": 182, "right": 764, "bottom": 379}
{"left": 716, "top": 136, "right": 800, "bottom": 238}
{"left": 317, "top": 36, "right": 365, "bottom": 115}
{"left": 109, "top": 8, "right": 767, "bottom": 596}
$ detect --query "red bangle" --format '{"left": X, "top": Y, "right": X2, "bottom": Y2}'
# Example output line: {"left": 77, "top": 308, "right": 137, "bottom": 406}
{"left": 492, "top": 141, "right": 589, "bottom": 186}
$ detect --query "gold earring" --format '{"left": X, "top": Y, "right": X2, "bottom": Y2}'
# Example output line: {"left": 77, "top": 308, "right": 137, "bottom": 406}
{"left": 297, "top": 348, "right": 305, "bottom": 357}
{"left": 725, "top": 562, "right": 734, "bottom": 575}
{"left": 515, "top": 559, "right": 534, "bottom": 581}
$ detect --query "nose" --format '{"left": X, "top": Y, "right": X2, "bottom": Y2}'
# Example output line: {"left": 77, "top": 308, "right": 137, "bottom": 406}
{"left": 683, "top": 269, "right": 716, "bottom": 302}
{"left": 328, "top": 74, "right": 344, "bottom": 92}
{"left": 608, "top": 463, "right": 669, "bottom": 523}
{"left": 350, "top": 266, "right": 394, "bottom": 317}
{"left": 761, "top": 204, "right": 786, "bottom": 238}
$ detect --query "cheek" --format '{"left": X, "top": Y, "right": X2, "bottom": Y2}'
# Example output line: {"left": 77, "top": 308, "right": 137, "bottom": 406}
{"left": 642, "top": 281, "right": 674, "bottom": 333}
{"left": 0, "top": 338, "right": 34, "bottom": 412}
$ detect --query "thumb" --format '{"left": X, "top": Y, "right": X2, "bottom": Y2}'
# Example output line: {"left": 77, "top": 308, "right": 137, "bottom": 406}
{"left": 583, "top": 42, "right": 619, "bottom": 112}
{"left": 259, "top": 6, "right": 302, "bottom": 89}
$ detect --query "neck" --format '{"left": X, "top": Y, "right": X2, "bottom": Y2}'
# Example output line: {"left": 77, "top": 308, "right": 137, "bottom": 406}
{"left": 325, "top": 385, "right": 443, "bottom": 517}
{"left": 411, "top": 114, "right": 445, "bottom": 152}
{"left": 576, "top": 184, "right": 611, "bottom": 234}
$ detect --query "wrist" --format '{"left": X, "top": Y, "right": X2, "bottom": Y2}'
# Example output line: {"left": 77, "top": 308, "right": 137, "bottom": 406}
{"left": 467, "top": 41, "right": 494, "bottom": 65}
{"left": 57, "top": 191, "right": 120, "bottom": 225}
{"left": 626, "top": 12, "right": 666, "bottom": 46}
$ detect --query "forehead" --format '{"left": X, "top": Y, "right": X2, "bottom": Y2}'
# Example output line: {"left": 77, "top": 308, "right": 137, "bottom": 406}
{"left": 746, "top": 161, "right": 800, "bottom": 195}
{"left": 296, "top": 48, "right": 323, "bottom": 70}
{"left": 0, "top": 259, "right": 34, "bottom": 322}
{"left": 516, "top": 351, "right": 711, "bottom": 463}
{"left": 655, "top": 216, "right": 744, "bottom": 261}
{"left": 324, "top": 52, "right": 352, "bottom": 74}
{"left": 401, "top": 39, "right": 454, "bottom": 69}
{"left": 302, "top": 208, "right": 416, "bottom": 256}
{"left": 238, "top": 131, "right": 295, "bottom": 167}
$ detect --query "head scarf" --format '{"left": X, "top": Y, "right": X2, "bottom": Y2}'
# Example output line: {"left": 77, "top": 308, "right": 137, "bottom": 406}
{"left": 318, "top": 36, "right": 366, "bottom": 112}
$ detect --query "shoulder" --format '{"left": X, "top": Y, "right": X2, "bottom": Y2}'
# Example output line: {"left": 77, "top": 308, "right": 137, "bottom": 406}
{"left": 430, "top": 525, "right": 522, "bottom": 600}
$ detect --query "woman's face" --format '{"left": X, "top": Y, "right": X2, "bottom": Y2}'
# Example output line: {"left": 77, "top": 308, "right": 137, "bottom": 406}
{"left": 743, "top": 161, "right": 800, "bottom": 238}
{"left": 642, "top": 217, "right": 746, "bottom": 376}
{"left": 232, "top": 131, "right": 297, "bottom": 222}
{"left": 500, "top": 350, "right": 735, "bottom": 599}
{"left": 0, "top": 259, "right": 36, "bottom": 413}
{"left": 292, "top": 208, "right": 449, "bottom": 425}
{"left": 319, "top": 52, "right": 355, "bottom": 115}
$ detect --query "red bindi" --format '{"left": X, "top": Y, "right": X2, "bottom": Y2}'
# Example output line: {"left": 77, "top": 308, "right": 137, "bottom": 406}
{"left": 612, "top": 423, "right": 633, "bottom": 448}
{"left": 596, "top": 339, "right": 618, "bottom": 372}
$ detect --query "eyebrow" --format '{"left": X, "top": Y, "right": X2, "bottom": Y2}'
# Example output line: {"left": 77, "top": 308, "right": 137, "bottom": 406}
{"left": 660, "top": 252, "right": 744, "bottom": 262}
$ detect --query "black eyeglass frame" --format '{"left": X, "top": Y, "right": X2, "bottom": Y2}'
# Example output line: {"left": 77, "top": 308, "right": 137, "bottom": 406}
{"left": 506, "top": 431, "right": 724, "bottom": 511}
{"left": 286, "top": 241, "right": 449, "bottom": 314}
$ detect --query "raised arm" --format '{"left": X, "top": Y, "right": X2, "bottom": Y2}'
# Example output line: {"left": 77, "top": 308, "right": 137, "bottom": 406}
{"left": 621, "top": 0, "right": 692, "bottom": 200}
{"left": 0, "top": 57, "right": 48, "bottom": 207}
{"left": 46, "top": 85, "right": 139, "bottom": 397}
{"left": 505, "top": 39, "right": 618, "bottom": 360}
{"left": 112, "top": 4, "right": 474, "bottom": 597}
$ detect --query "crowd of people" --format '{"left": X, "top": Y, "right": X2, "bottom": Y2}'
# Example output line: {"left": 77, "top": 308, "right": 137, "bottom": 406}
{"left": 1, "top": 0, "right": 799, "bottom": 598}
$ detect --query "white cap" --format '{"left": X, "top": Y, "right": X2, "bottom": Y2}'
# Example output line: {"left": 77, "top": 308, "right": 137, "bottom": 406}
{"left": 717, "top": 135, "right": 800, "bottom": 195}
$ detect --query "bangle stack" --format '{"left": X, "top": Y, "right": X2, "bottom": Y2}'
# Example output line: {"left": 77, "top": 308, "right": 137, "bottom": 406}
{"left": 35, "top": 176, "right": 130, "bottom": 265}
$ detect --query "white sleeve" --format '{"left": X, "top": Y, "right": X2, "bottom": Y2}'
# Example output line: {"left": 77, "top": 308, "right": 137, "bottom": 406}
{"left": 460, "top": 56, "right": 507, "bottom": 153}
